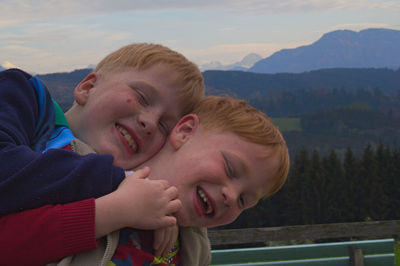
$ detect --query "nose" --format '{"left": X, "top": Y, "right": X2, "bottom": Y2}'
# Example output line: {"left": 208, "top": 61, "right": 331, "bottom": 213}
{"left": 137, "top": 111, "right": 157, "bottom": 137}
{"left": 221, "top": 184, "right": 240, "bottom": 208}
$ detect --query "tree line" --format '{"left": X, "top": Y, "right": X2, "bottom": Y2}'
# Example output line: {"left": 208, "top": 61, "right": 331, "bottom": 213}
{"left": 222, "top": 143, "right": 400, "bottom": 229}
{"left": 249, "top": 86, "right": 400, "bottom": 118}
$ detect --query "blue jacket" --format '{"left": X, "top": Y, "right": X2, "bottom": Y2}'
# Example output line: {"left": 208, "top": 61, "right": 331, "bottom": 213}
{"left": 0, "top": 69, "right": 125, "bottom": 215}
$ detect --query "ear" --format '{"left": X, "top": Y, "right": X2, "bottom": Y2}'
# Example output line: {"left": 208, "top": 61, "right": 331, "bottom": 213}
{"left": 74, "top": 72, "right": 99, "bottom": 105}
{"left": 169, "top": 114, "right": 199, "bottom": 150}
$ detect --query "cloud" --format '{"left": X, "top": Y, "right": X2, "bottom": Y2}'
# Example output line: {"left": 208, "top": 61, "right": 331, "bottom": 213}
{"left": 0, "top": 44, "right": 49, "bottom": 56}
{"left": 1, "top": 61, "right": 19, "bottom": 69}
{"left": 1, "top": 0, "right": 399, "bottom": 26}
{"left": 218, "top": 27, "right": 237, "bottom": 32}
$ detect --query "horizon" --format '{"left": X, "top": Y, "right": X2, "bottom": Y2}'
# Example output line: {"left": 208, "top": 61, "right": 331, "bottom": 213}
{"left": 1, "top": 0, "right": 399, "bottom": 74}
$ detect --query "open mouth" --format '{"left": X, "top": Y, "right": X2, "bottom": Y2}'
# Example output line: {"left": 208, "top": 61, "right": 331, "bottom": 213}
{"left": 196, "top": 186, "right": 214, "bottom": 216}
{"left": 116, "top": 124, "right": 137, "bottom": 152}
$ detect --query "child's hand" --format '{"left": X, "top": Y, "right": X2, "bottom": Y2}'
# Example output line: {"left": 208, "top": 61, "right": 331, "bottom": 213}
{"left": 116, "top": 167, "right": 182, "bottom": 229}
{"left": 153, "top": 224, "right": 179, "bottom": 257}
{"left": 95, "top": 167, "right": 182, "bottom": 238}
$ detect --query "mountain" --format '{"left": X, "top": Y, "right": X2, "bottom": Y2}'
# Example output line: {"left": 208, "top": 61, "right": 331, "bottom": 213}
{"left": 250, "top": 28, "right": 400, "bottom": 74}
{"left": 200, "top": 53, "right": 262, "bottom": 71}
{"left": 228, "top": 53, "right": 263, "bottom": 70}
{"left": 38, "top": 68, "right": 92, "bottom": 111}
{"left": 199, "top": 61, "right": 224, "bottom": 71}
{"left": 0, "top": 65, "right": 4, "bottom": 71}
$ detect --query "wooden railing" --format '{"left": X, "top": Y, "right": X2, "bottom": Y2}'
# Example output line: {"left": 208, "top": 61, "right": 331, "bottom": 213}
{"left": 208, "top": 220, "right": 400, "bottom": 248}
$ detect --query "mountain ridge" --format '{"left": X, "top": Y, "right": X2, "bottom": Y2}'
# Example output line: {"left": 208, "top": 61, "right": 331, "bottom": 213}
{"left": 199, "top": 53, "right": 262, "bottom": 71}
{"left": 250, "top": 28, "right": 400, "bottom": 73}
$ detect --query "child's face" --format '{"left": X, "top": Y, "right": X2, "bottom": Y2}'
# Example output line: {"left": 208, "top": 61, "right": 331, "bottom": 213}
{"left": 148, "top": 117, "right": 280, "bottom": 228}
{"left": 72, "top": 64, "right": 183, "bottom": 170}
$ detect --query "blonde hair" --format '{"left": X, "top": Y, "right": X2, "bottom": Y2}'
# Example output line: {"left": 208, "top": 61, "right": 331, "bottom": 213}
{"left": 94, "top": 43, "right": 204, "bottom": 115}
{"left": 193, "top": 96, "right": 290, "bottom": 197}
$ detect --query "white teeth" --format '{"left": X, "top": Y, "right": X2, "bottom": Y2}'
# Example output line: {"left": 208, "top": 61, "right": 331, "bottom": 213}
{"left": 197, "top": 188, "right": 213, "bottom": 215}
{"left": 116, "top": 124, "right": 137, "bottom": 152}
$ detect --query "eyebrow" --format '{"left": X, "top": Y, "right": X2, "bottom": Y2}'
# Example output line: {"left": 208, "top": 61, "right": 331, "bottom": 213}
{"left": 128, "top": 80, "right": 160, "bottom": 98}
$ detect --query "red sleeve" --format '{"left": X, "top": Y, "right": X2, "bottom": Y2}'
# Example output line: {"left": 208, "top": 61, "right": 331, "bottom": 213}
{"left": 0, "top": 198, "right": 98, "bottom": 266}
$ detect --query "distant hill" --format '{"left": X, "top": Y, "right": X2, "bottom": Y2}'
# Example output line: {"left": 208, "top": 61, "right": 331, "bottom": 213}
{"left": 199, "top": 53, "right": 262, "bottom": 71}
{"left": 38, "top": 68, "right": 91, "bottom": 111}
{"left": 250, "top": 28, "right": 400, "bottom": 74}
{"left": 204, "top": 67, "right": 400, "bottom": 98}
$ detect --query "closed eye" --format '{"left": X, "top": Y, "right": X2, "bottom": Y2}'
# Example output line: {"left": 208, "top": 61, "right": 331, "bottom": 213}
{"left": 223, "top": 152, "right": 247, "bottom": 208}
{"left": 239, "top": 195, "right": 245, "bottom": 208}
{"left": 135, "top": 89, "right": 149, "bottom": 106}
{"left": 222, "top": 153, "right": 234, "bottom": 179}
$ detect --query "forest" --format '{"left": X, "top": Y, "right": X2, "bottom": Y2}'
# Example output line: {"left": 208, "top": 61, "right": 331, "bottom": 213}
{"left": 253, "top": 87, "right": 400, "bottom": 158}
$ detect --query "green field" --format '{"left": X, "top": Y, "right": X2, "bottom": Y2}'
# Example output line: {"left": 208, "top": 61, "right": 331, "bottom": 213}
{"left": 272, "top": 117, "right": 302, "bottom": 132}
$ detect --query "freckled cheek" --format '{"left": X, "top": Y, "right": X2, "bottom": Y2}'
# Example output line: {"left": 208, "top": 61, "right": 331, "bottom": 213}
{"left": 125, "top": 96, "right": 139, "bottom": 105}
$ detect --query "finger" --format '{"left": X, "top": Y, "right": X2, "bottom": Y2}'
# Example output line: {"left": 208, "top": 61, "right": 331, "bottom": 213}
{"left": 157, "top": 228, "right": 169, "bottom": 257}
{"left": 162, "top": 228, "right": 176, "bottom": 257}
{"left": 164, "top": 225, "right": 179, "bottom": 256}
{"left": 165, "top": 186, "right": 178, "bottom": 199}
{"left": 159, "top": 216, "right": 177, "bottom": 228}
{"left": 167, "top": 199, "right": 182, "bottom": 214}
{"left": 126, "top": 166, "right": 150, "bottom": 179}
{"left": 153, "top": 229, "right": 165, "bottom": 255}
{"left": 157, "top": 179, "right": 171, "bottom": 189}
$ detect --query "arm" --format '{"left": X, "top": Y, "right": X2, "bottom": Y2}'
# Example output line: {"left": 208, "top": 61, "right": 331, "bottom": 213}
{"left": 0, "top": 69, "right": 125, "bottom": 215}
{"left": 0, "top": 168, "right": 181, "bottom": 265}
{"left": 0, "top": 199, "right": 97, "bottom": 266}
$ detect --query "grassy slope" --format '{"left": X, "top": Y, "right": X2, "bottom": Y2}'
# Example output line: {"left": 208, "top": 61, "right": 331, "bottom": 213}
{"left": 272, "top": 117, "right": 301, "bottom": 132}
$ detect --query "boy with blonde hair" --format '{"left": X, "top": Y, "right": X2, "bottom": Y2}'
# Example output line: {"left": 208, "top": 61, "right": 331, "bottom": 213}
{"left": 1, "top": 96, "right": 289, "bottom": 265}
{"left": 0, "top": 43, "right": 204, "bottom": 262}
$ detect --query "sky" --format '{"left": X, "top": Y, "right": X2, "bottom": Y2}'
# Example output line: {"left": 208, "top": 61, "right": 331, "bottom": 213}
{"left": 0, "top": 0, "right": 399, "bottom": 74}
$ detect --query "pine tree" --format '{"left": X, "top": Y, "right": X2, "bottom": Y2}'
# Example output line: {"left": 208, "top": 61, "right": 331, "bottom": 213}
{"left": 374, "top": 143, "right": 391, "bottom": 219}
{"left": 323, "top": 150, "right": 345, "bottom": 223}
{"left": 304, "top": 149, "right": 323, "bottom": 224}
{"left": 283, "top": 147, "right": 311, "bottom": 225}
{"left": 388, "top": 146, "right": 400, "bottom": 219}
{"left": 343, "top": 147, "right": 360, "bottom": 221}
{"left": 359, "top": 144, "right": 377, "bottom": 221}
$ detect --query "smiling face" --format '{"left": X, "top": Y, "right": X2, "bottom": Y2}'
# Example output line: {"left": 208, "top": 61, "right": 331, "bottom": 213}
{"left": 66, "top": 64, "right": 183, "bottom": 170}
{"left": 146, "top": 115, "right": 280, "bottom": 228}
